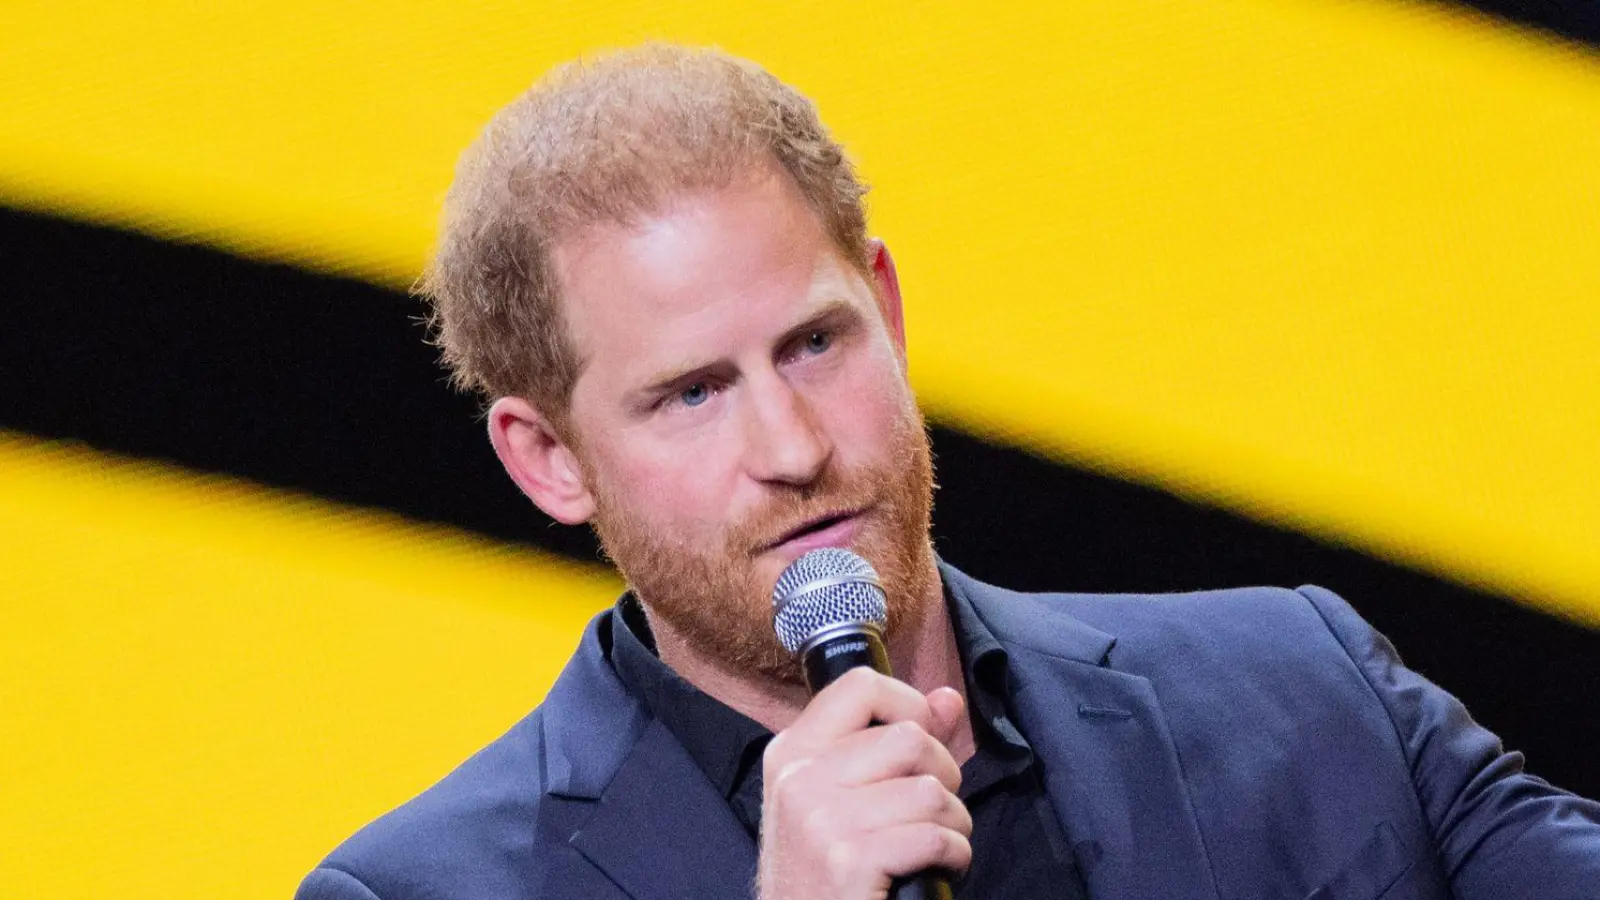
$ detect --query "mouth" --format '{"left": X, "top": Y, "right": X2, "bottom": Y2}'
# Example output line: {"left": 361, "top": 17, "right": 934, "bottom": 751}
{"left": 764, "top": 508, "right": 868, "bottom": 556}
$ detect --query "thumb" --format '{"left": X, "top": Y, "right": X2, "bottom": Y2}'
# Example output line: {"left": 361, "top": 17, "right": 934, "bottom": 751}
{"left": 924, "top": 686, "right": 967, "bottom": 747}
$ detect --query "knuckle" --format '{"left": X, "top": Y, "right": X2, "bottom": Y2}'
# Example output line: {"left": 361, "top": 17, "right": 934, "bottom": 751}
{"left": 889, "top": 720, "right": 927, "bottom": 754}
{"left": 825, "top": 839, "right": 859, "bottom": 885}
{"left": 950, "top": 832, "right": 974, "bottom": 870}
{"left": 950, "top": 794, "right": 974, "bottom": 835}
{"left": 915, "top": 773, "right": 947, "bottom": 810}
{"left": 763, "top": 732, "right": 792, "bottom": 771}
{"left": 911, "top": 823, "right": 947, "bottom": 860}
{"left": 768, "top": 758, "right": 812, "bottom": 807}
{"left": 841, "top": 666, "right": 878, "bottom": 690}
{"left": 800, "top": 804, "right": 834, "bottom": 843}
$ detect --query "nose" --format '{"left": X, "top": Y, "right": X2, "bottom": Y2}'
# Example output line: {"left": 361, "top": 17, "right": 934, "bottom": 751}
{"left": 742, "top": 371, "right": 833, "bottom": 486}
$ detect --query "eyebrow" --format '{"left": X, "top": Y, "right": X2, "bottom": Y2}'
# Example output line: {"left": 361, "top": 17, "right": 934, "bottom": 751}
{"left": 629, "top": 298, "right": 863, "bottom": 404}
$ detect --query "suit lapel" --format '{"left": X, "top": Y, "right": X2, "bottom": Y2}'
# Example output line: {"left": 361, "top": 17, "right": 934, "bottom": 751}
{"left": 536, "top": 612, "right": 757, "bottom": 900}
{"left": 946, "top": 565, "right": 1221, "bottom": 900}
{"left": 568, "top": 718, "right": 758, "bottom": 900}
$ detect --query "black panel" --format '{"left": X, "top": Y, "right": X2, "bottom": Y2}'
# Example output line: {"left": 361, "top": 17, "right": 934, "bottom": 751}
{"left": 1444, "top": 0, "right": 1600, "bottom": 46}
{"left": 3, "top": 206, "right": 1595, "bottom": 799}
{"left": 1, "top": 207, "right": 605, "bottom": 563}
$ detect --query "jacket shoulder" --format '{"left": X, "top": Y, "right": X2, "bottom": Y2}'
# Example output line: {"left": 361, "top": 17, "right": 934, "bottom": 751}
{"left": 1065, "top": 583, "right": 1349, "bottom": 661}
{"left": 299, "top": 706, "right": 553, "bottom": 900}
{"left": 298, "top": 607, "right": 645, "bottom": 900}
{"left": 950, "top": 561, "right": 1348, "bottom": 674}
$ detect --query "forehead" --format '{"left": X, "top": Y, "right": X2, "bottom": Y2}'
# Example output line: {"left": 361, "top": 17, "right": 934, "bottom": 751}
{"left": 552, "top": 168, "right": 868, "bottom": 388}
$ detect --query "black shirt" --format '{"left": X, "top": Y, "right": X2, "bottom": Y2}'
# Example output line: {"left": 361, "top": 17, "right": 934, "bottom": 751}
{"left": 610, "top": 584, "right": 1088, "bottom": 899}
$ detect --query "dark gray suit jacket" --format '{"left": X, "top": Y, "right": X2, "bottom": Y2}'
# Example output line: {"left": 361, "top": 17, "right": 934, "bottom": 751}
{"left": 297, "top": 564, "right": 1600, "bottom": 899}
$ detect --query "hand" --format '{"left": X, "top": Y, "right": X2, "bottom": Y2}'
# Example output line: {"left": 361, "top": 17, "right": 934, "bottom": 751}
{"left": 757, "top": 667, "right": 973, "bottom": 900}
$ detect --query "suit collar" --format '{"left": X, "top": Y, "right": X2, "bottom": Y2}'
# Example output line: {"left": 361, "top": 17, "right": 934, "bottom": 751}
{"left": 940, "top": 560, "right": 1117, "bottom": 666}
{"left": 539, "top": 609, "right": 758, "bottom": 900}
{"left": 538, "top": 609, "right": 649, "bottom": 799}
{"left": 945, "top": 562, "right": 1221, "bottom": 900}
{"left": 567, "top": 719, "right": 758, "bottom": 898}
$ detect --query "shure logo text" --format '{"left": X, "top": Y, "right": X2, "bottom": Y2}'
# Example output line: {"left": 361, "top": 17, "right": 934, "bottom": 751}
{"left": 825, "top": 640, "right": 868, "bottom": 659}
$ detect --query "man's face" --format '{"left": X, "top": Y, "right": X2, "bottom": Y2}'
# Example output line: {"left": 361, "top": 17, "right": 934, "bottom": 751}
{"left": 551, "top": 165, "right": 937, "bottom": 683}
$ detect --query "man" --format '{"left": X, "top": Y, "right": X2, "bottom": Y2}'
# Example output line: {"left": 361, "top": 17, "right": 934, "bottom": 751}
{"left": 297, "top": 45, "right": 1599, "bottom": 900}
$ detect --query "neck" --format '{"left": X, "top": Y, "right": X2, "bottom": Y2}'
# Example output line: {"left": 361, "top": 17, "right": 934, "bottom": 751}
{"left": 646, "top": 555, "right": 976, "bottom": 764}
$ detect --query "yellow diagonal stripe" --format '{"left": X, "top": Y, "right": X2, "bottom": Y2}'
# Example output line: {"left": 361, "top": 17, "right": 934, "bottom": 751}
{"left": 1, "top": 1, "right": 1596, "bottom": 623}
{"left": 0, "top": 431, "right": 618, "bottom": 899}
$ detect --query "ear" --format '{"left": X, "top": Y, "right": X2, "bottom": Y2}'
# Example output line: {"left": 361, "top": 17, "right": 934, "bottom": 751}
{"left": 867, "top": 239, "right": 908, "bottom": 368}
{"left": 487, "top": 396, "right": 596, "bottom": 525}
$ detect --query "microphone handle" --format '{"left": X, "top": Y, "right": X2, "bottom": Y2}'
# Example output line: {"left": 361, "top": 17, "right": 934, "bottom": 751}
{"left": 801, "top": 628, "right": 956, "bottom": 900}
{"left": 892, "top": 873, "right": 954, "bottom": 900}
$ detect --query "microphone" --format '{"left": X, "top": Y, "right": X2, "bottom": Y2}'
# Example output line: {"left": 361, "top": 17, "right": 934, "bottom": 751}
{"left": 771, "top": 548, "right": 955, "bottom": 900}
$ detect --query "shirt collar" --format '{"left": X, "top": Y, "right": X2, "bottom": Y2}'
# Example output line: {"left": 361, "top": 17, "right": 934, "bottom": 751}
{"left": 945, "top": 577, "right": 1034, "bottom": 761}
{"left": 608, "top": 593, "right": 771, "bottom": 800}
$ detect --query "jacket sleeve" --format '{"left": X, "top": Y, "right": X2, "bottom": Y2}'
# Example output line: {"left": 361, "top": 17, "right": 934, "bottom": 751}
{"left": 1299, "top": 584, "right": 1600, "bottom": 900}
{"left": 295, "top": 866, "right": 384, "bottom": 900}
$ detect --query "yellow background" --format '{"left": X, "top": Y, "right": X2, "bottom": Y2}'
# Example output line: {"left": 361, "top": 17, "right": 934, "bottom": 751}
{"left": 1, "top": 1, "right": 1596, "bottom": 897}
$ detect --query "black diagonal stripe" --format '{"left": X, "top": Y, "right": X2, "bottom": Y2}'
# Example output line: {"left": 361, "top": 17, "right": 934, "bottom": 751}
{"left": 1444, "top": 0, "right": 1600, "bottom": 46}
{"left": 4, "top": 205, "right": 1595, "bottom": 799}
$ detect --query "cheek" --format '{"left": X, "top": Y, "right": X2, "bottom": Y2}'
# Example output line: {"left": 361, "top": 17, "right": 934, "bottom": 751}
{"left": 610, "top": 431, "right": 743, "bottom": 524}
{"left": 830, "top": 356, "right": 914, "bottom": 449}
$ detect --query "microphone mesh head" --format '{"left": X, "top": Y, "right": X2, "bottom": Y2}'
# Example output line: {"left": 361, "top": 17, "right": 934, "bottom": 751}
{"left": 771, "top": 548, "right": 888, "bottom": 654}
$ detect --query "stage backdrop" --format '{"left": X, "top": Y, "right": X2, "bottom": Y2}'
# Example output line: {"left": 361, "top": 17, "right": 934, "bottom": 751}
{"left": 1, "top": 2, "right": 1596, "bottom": 898}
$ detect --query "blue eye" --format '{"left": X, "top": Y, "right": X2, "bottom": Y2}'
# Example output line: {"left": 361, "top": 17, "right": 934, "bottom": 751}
{"left": 680, "top": 382, "right": 710, "bottom": 407}
{"left": 805, "top": 330, "right": 832, "bottom": 354}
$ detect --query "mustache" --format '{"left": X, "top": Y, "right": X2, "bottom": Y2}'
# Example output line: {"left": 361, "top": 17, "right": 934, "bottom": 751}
{"left": 728, "top": 466, "right": 878, "bottom": 556}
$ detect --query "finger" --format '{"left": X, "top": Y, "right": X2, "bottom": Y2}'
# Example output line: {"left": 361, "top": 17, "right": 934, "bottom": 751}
{"left": 827, "top": 774, "right": 973, "bottom": 837}
{"left": 827, "top": 721, "right": 962, "bottom": 792}
{"left": 924, "top": 687, "right": 966, "bottom": 747}
{"left": 786, "top": 668, "right": 934, "bottom": 747}
{"left": 854, "top": 823, "right": 973, "bottom": 882}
